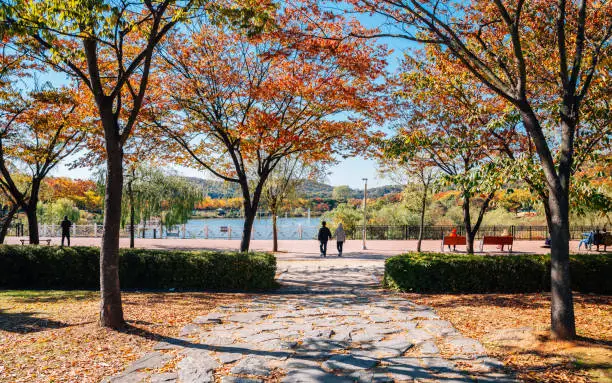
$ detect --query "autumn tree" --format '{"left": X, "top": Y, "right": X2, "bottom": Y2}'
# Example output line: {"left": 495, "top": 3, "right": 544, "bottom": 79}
{"left": 347, "top": 0, "right": 612, "bottom": 339}
{"left": 156, "top": 11, "right": 387, "bottom": 252}
{"left": 2, "top": 0, "right": 273, "bottom": 328}
{"left": 386, "top": 52, "right": 507, "bottom": 253}
{"left": 0, "top": 67, "right": 86, "bottom": 244}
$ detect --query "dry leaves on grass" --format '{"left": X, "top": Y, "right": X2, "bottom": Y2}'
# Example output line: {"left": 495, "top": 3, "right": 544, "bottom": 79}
{"left": 0, "top": 290, "right": 247, "bottom": 383}
{"left": 404, "top": 292, "right": 612, "bottom": 383}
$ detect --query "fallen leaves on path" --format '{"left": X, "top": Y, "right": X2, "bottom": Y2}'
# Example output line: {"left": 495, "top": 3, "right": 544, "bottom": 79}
{"left": 0, "top": 290, "right": 247, "bottom": 383}
{"left": 404, "top": 292, "right": 611, "bottom": 383}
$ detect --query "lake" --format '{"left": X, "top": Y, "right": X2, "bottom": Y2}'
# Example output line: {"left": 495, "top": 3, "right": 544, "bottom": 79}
{"left": 163, "top": 216, "right": 323, "bottom": 240}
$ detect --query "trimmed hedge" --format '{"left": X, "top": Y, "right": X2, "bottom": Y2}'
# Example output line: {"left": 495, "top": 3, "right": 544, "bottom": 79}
{"left": 0, "top": 245, "right": 276, "bottom": 291}
{"left": 384, "top": 252, "right": 611, "bottom": 294}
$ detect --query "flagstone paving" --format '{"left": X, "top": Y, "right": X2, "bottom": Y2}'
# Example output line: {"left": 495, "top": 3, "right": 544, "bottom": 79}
{"left": 103, "top": 263, "right": 517, "bottom": 383}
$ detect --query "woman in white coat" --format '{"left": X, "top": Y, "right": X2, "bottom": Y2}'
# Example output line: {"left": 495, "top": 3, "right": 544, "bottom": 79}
{"left": 334, "top": 223, "right": 346, "bottom": 257}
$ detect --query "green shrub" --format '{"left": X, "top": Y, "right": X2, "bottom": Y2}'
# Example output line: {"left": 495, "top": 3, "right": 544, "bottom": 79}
{"left": 0, "top": 245, "right": 276, "bottom": 291}
{"left": 384, "top": 252, "right": 610, "bottom": 294}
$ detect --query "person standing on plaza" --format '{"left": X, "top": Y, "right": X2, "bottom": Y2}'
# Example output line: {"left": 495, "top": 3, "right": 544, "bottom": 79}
{"left": 61, "top": 216, "right": 72, "bottom": 247}
{"left": 334, "top": 223, "right": 346, "bottom": 257}
{"left": 318, "top": 221, "right": 332, "bottom": 257}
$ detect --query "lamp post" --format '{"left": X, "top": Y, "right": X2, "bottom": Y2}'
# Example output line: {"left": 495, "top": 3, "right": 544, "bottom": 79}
{"left": 362, "top": 178, "right": 368, "bottom": 250}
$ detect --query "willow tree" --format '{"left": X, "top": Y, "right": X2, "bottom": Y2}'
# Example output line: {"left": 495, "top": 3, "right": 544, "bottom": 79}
{"left": 122, "top": 166, "right": 203, "bottom": 246}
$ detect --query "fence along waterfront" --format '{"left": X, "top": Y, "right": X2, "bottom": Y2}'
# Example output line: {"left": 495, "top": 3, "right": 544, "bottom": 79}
{"left": 7, "top": 223, "right": 599, "bottom": 241}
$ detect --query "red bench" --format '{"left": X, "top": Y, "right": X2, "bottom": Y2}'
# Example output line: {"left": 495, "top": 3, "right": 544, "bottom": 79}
{"left": 480, "top": 236, "right": 513, "bottom": 253}
{"left": 441, "top": 235, "right": 466, "bottom": 252}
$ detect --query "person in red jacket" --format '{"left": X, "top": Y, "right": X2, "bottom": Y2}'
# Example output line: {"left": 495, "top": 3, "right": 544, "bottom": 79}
{"left": 448, "top": 228, "right": 458, "bottom": 251}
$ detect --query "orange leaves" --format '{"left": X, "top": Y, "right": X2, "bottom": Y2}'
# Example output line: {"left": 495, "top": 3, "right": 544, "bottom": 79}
{"left": 154, "top": 4, "right": 390, "bottom": 183}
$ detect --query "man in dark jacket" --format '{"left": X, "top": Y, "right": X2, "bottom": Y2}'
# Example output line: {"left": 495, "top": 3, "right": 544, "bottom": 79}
{"left": 318, "top": 221, "right": 332, "bottom": 257}
{"left": 60, "top": 216, "right": 72, "bottom": 247}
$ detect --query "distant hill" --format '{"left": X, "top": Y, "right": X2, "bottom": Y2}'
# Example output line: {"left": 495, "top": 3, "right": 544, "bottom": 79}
{"left": 185, "top": 177, "right": 240, "bottom": 199}
{"left": 297, "top": 180, "right": 334, "bottom": 198}
{"left": 184, "top": 176, "right": 403, "bottom": 200}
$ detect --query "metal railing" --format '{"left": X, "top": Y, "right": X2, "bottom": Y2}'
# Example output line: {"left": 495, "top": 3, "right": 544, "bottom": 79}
{"left": 6, "top": 223, "right": 600, "bottom": 241}
{"left": 348, "top": 225, "right": 596, "bottom": 241}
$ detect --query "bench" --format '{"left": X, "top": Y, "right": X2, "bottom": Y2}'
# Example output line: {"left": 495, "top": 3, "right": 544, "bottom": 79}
{"left": 441, "top": 235, "right": 466, "bottom": 252}
{"left": 166, "top": 232, "right": 180, "bottom": 238}
{"left": 480, "top": 236, "right": 513, "bottom": 253}
{"left": 20, "top": 239, "right": 52, "bottom": 245}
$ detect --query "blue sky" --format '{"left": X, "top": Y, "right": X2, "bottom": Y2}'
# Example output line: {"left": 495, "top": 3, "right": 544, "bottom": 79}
{"left": 47, "top": 9, "right": 416, "bottom": 189}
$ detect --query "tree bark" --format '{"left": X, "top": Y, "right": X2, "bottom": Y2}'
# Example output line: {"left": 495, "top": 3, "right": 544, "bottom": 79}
{"left": 548, "top": 189, "right": 575, "bottom": 339}
{"left": 0, "top": 205, "right": 18, "bottom": 243}
{"left": 272, "top": 211, "right": 278, "bottom": 252}
{"left": 417, "top": 184, "right": 428, "bottom": 253}
{"left": 241, "top": 204, "right": 256, "bottom": 252}
{"left": 23, "top": 179, "right": 42, "bottom": 244}
{"left": 238, "top": 176, "right": 266, "bottom": 252}
{"left": 462, "top": 197, "right": 474, "bottom": 254}
{"left": 128, "top": 177, "right": 135, "bottom": 249}
{"left": 520, "top": 108, "right": 576, "bottom": 340}
{"left": 25, "top": 204, "right": 39, "bottom": 245}
{"left": 99, "top": 111, "right": 125, "bottom": 329}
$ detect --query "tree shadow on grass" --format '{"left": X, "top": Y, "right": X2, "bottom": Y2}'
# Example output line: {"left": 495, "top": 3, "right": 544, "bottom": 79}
{"left": 0, "top": 309, "right": 87, "bottom": 333}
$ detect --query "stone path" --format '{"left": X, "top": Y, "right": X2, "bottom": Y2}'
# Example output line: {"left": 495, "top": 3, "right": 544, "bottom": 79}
{"left": 104, "top": 263, "right": 517, "bottom": 383}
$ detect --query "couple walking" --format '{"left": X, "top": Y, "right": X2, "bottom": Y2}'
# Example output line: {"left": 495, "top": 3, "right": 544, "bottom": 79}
{"left": 317, "top": 221, "right": 345, "bottom": 257}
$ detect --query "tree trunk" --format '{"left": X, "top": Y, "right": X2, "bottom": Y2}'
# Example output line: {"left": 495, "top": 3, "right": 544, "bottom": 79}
{"left": 24, "top": 179, "right": 41, "bottom": 244}
{"left": 462, "top": 197, "right": 474, "bottom": 254}
{"left": 25, "top": 202, "right": 39, "bottom": 244}
{"left": 241, "top": 204, "right": 256, "bottom": 252}
{"left": 548, "top": 190, "right": 575, "bottom": 339}
{"left": 0, "top": 205, "right": 18, "bottom": 243}
{"left": 238, "top": 177, "right": 266, "bottom": 253}
{"left": 128, "top": 178, "right": 135, "bottom": 249}
{"left": 272, "top": 212, "right": 278, "bottom": 252}
{"left": 417, "top": 185, "right": 427, "bottom": 253}
{"left": 520, "top": 107, "right": 576, "bottom": 340}
{"left": 99, "top": 114, "right": 125, "bottom": 329}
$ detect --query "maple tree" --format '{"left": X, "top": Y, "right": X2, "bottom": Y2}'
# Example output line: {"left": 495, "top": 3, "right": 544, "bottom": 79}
{"left": 385, "top": 51, "right": 509, "bottom": 254}
{"left": 347, "top": 0, "right": 612, "bottom": 339}
{"left": 0, "top": 39, "right": 87, "bottom": 244}
{"left": 1, "top": 0, "right": 274, "bottom": 328}
{"left": 155, "top": 9, "right": 388, "bottom": 252}
{"left": 43, "top": 177, "right": 103, "bottom": 213}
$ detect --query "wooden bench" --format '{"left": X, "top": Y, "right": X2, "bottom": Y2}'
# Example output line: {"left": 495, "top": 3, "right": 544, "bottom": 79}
{"left": 19, "top": 239, "right": 52, "bottom": 245}
{"left": 441, "top": 235, "right": 466, "bottom": 252}
{"left": 480, "top": 236, "right": 514, "bottom": 253}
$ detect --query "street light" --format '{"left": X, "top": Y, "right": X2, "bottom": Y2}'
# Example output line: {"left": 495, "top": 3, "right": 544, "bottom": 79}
{"left": 362, "top": 178, "right": 368, "bottom": 250}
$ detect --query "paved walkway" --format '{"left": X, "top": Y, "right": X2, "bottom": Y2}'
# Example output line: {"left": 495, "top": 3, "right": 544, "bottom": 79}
{"left": 104, "top": 262, "right": 516, "bottom": 383}
{"left": 6, "top": 237, "right": 577, "bottom": 256}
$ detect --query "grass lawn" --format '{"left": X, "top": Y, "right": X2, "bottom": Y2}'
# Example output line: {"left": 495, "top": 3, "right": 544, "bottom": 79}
{"left": 405, "top": 292, "right": 612, "bottom": 383}
{"left": 0, "top": 290, "right": 247, "bottom": 383}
